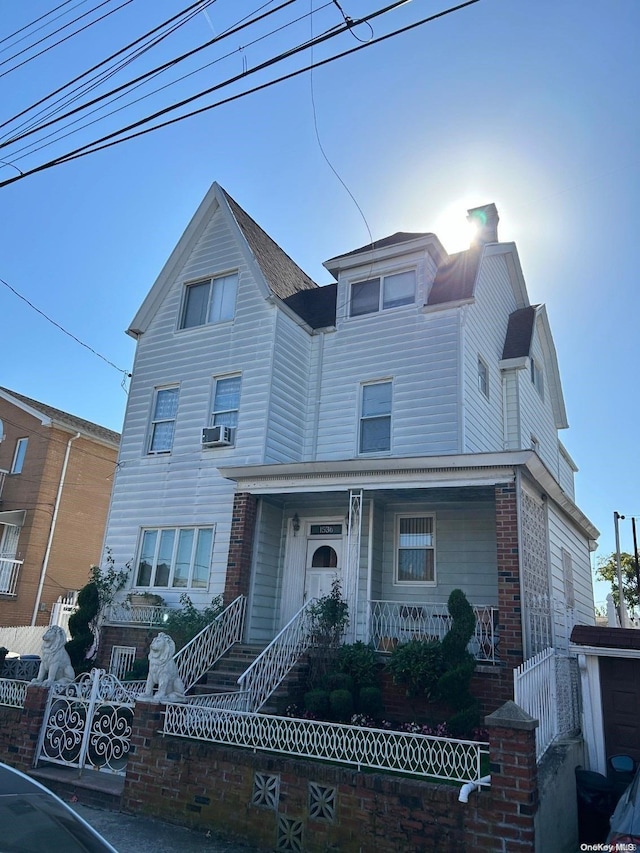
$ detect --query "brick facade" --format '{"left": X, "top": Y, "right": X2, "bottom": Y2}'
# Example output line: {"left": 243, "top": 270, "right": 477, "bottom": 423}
{"left": 222, "top": 492, "right": 257, "bottom": 606}
{"left": 494, "top": 483, "right": 523, "bottom": 686}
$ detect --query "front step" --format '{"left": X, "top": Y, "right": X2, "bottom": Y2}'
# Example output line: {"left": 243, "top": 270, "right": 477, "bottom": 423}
{"left": 30, "top": 764, "right": 123, "bottom": 811}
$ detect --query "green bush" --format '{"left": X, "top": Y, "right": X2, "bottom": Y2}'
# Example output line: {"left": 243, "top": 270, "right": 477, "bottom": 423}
{"left": 386, "top": 639, "right": 443, "bottom": 698}
{"left": 325, "top": 672, "right": 354, "bottom": 693}
{"left": 123, "top": 657, "right": 149, "bottom": 681}
{"left": 304, "top": 689, "right": 330, "bottom": 716}
{"left": 164, "top": 593, "right": 224, "bottom": 650}
{"left": 329, "top": 689, "right": 354, "bottom": 721}
{"left": 338, "top": 641, "right": 378, "bottom": 688}
{"left": 441, "top": 588, "right": 476, "bottom": 667}
{"left": 358, "top": 685, "right": 383, "bottom": 717}
{"left": 448, "top": 701, "right": 481, "bottom": 737}
{"left": 0, "top": 647, "right": 8, "bottom": 677}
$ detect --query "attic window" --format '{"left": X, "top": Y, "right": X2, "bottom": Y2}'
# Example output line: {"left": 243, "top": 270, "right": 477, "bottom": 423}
{"left": 531, "top": 359, "right": 544, "bottom": 399}
{"left": 350, "top": 270, "right": 415, "bottom": 317}
{"left": 180, "top": 273, "right": 238, "bottom": 329}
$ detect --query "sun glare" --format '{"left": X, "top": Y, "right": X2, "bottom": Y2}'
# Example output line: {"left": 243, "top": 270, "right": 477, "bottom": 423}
{"left": 433, "top": 201, "right": 479, "bottom": 254}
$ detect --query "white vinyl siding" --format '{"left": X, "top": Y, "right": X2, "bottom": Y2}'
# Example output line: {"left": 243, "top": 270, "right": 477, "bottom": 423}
{"left": 547, "top": 502, "right": 595, "bottom": 639}
{"left": 247, "top": 500, "right": 284, "bottom": 643}
{"left": 518, "top": 332, "right": 559, "bottom": 474}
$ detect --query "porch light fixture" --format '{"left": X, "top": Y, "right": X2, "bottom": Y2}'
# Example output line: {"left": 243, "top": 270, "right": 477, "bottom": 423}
{"left": 292, "top": 513, "right": 300, "bottom": 534}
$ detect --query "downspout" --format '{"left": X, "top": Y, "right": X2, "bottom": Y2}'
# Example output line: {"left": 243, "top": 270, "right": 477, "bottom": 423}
{"left": 32, "top": 431, "right": 81, "bottom": 624}
{"left": 457, "top": 305, "right": 468, "bottom": 454}
{"left": 458, "top": 775, "right": 491, "bottom": 803}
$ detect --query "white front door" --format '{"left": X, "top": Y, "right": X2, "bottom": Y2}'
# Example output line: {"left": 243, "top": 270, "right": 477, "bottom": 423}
{"left": 305, "top": 536, "right": 342, "bottom": 602}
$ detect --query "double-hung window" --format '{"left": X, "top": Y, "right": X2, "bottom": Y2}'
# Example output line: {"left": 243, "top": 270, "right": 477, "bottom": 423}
{"left": 395, "top": 515, "right": 436, "bottom": 584}
{"left": 148, "top": 387, "right": 179, "bottom": 454}
{"left": 136, "top": 526, "right": 213, "bottom": 588}
{"left": 478, "top": 356, "right": 489, "bottom": 398}
{"left": 180, "top": 272, "right": 238, "bottom": 329}
{"left": 211, "top": 375, "right": 241, "bottom": 442}
{"left": 531, "top": 359, "right": 544, "bottom": 399}
{"left": 359, "top": 381, "right": 392, "bottom": 453}
{"left": 350, "top": 270, "right": 416, "bottom": 317}
{"left": 10, "top": 438, "right": 28, "bottom": 473}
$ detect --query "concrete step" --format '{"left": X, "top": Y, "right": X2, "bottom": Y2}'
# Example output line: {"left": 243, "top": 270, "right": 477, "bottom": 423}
{"left": 31, "top": 764, "right": 124, "bottom": 811}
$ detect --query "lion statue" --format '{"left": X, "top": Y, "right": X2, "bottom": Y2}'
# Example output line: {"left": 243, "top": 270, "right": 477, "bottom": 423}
{"left": 140, "top": 632, "right": 186, "bottom": 703}
{"left": 31, "top": 625, "right": 75, "bottom": 685}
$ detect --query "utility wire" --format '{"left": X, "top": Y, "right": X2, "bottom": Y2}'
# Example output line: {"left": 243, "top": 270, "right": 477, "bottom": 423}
{"left": 0, "top": 275, "right": 130, "bottom": 376}
{"left": 0, "top": 0, "right": 86, "bottom": 51}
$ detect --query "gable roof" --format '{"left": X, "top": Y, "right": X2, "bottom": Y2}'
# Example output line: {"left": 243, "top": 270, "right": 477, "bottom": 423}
{"left": 428, "top": 248, "right": 482, "bottom": 306}
{"left": 0, "top": 388, "right": 120, "bottom": 447}
{"left": 502, "top": 306, "right": 537, "bottom": 359}
{"left": 283, "top": 283, "right": 337, "bottom": 329}
{"left": 326, "top": 232, "right": 434, "bottom": 263}
{"left": 223, "top": 190, "right": 317, "bottom": 299}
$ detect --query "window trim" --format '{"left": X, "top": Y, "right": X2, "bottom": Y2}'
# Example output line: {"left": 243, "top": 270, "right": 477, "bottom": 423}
{"left": 147, "top": 385, "right": 179, "bottom": 455}
{"left": 477, "top": 356, "right": 489, "bottom": 398}
{"left": 531, "top": 358, "right": 544, "bottom": 399}
{"left": 358, "top": 379, "right": 393, "bottom": 455}
{"left": 210, "top": 373, "right": 241, "bottom": 445}
{"left": 134, "top": 525, "right": 215, "bottom": 590}
{"left": 562, "top": 548, "right": 575, "bottom": 608}
{"left": 349, "top": 268, "right": 417, "bottom": 318}
{"left": 393, "top": 513, "right": 436, "bottom": 586}
{"left": 178, "top": 271, "right": 238, "bottom": 330}
{"left": 10, "top": 437, "right": 28, "bottom": 474}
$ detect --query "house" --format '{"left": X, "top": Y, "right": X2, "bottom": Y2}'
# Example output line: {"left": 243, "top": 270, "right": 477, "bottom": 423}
{"left": 101, "top": 183, "right": 598, "bottom": 706}
{"left": 0, "top": 389, "right": 120, "bottom": 626}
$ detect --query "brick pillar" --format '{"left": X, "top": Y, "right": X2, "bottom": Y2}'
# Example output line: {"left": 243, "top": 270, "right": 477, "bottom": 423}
{"left": 495, "top": 484, "right": 523, "bottom": 672}
{"left": 123, "top": 700, "right": 166, "bottom": 814}
{"left": 18, "top": 685, "right": 49, "bottom": 770}
{"left": 223, "top": 492, "right": 258, "bottom": 606}
{"left": 483, "top": 700, "right": 539, "bottom": 851}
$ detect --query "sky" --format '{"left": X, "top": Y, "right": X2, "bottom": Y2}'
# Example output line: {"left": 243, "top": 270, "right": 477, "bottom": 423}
{"left": 0, "top": 0, "right": 638, "bottom": 607}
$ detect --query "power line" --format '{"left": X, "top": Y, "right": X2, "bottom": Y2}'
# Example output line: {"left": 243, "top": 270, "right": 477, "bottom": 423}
{"left": 0, "top": 0, "right": 86, "bottom": 51}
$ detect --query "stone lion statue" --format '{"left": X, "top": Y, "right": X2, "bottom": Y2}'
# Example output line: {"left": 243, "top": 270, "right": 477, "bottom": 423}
{"left": 31, "top": 625, "right": 75, "bottom": 685}
{"left": 141, "top": 632, "right": 186, "bottom": 703}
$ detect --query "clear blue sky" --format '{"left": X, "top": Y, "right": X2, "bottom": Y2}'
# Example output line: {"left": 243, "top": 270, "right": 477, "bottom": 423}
{"left": 1, "top": 1, "right": 638, "bottom": 606}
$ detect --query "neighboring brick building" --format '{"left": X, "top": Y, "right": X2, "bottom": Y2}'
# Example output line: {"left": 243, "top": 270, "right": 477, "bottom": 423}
{"left": 0, "top": 388, "right": 119, "bottom": 626}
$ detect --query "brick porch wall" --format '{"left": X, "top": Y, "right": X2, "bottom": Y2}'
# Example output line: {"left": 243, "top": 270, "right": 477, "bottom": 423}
{"left": 223, "top": 492, "right": 257, "bottom": 606}
{"left": 95, "top": 625, "right": 164, "bottom": 672}
{"left": 0, "top": 685, "right": 49, "bottom": 771}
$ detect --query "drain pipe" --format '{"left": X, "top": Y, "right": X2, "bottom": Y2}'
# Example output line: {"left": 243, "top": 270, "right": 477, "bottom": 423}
{"left": 458, "top": 775, "right": 491, "bottom": 803}
{"left": 31, "top": 431, "right": 81, "bottom": 625}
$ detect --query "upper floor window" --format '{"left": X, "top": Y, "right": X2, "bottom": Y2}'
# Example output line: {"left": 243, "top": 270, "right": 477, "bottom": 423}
{"left": 395, "top": 514, "right": 436, "bottom": 584}
{"left": 562, "top": 548, "right": 575, "bottom": 608}
{"left": 10, "top": 438, "right": 28, "bottom": 474}
{"left": 148, "top": 387, "right": 179, "bottom": 454}
{"left": 350, "top": 270, "right": 416, "bottom": 317}
{"left": 477, "top": 356, "right": 489, "bottom": 398}
{"left": 135, "top": 526, "right": 213, "bottom": 589}
{"left": 531, "top": 359, "right": 544, "bottom": 399}
{"left": 360, "top": 381, "right": 392, "bottom": 453}
{"left": 180, "top": 272, "right": 238, "bottom": 329}
{"left": 211, "top": 375, "right": 241, "bottom": 443}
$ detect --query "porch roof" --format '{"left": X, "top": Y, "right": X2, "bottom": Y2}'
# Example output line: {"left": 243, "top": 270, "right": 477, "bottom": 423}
{"left": 219, "top": 450, "right": 599, "bottom": 542}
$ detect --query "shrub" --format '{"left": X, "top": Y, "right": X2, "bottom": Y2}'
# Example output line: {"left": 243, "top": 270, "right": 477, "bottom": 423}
{"left": 358, "top": 685, "right": 383, "bottom": 717}
{"left": 0, "top": 647, "right": 8, "bottom": 677}
{"left": 338, "top": 641, "right": 378, "bottom": 688}
{"left": 325, "top": 672, "right": 354, "bottom": 693}
{"left": 386, "top": 639, "right": 443, "bottom": 698}
{"left": 123, "top": 657, "right": 149, "bottom": 681}
{"left": 304, "top": 689, "right": 330, "bottom": 716}
{"left": 66, "top": 581, "right": 100, "bottom": 672}
{"left": 164, "top": 593, "right": 223, "bottom": 650}
{"left": 329, "top": 689, "right": 354, "bottom": 721}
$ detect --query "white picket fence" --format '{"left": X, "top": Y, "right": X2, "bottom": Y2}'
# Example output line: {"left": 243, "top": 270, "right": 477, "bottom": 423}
{"left": 514, "top": 647, "right": 580, "bottom": 760}
{"left": 0, "top": 626, "right": 48, "bottom": 655}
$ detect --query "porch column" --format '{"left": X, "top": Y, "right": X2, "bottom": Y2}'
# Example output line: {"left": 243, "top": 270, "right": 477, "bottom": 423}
{"left": 344, "top": 489, "right": 362, "bottom": 643}
{"left": 495, "top": 484, "right": 524, "bottom": 674}
{"left": 223, "top": 492, "right": 258, "bottom": 607}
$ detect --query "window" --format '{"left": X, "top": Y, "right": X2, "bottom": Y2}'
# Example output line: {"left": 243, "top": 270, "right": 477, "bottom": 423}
{"left": 135, "top": 526, "right": 214, "bottom": 588}
{"left": 477, "top": 356, "right": 489, "bottom": 398}
{"left": 530, "top": 435, "right": 540, "bottom": 453}
{"left": 10, "top": 438, "right": 28, "bottom": 474}
{"left": 148, "top": 387, "right": 179, "bottom": 454}
{"left": 360, "top": 381, "right": 392, "bottom": 453}
{"left": 350, "top": 270, "right": 416, "bottom": 317}
{"left": 531, "top": 359, "right": 544, "bottom": 398}
{"left": 562, "top": 549, "right": 575, "bottom": 608}
{"left": 211, "top": 375, "right": 241, "bottom": 442}
{"left": 395, "top": 515, "right": 435, "bottom": 584}
{"left": 180, "top": 272, "right": 238, "bottom": 329}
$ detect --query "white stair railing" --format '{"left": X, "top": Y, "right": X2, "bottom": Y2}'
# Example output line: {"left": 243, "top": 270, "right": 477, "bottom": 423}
{"left": 175, "top": 595, "right": 246, "bottom": 692}
{"left": 237, "top": 600, "right": 315, "bottom": 712}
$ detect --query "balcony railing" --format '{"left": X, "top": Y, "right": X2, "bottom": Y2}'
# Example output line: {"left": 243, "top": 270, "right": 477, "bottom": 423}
{"left": 369, "top": 601, "right": 499, "bottom": 663}
{"left": 0, "top": 558, "right": 23, "bottom": 596}
{"left": 0, "top": 469, "right": 7, "bottom": 501}
{"left": 104, "top": 602, "right": 170, "bottom": 626}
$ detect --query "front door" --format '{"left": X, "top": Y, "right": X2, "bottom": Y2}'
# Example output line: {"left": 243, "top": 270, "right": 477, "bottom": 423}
{"left": 305, "top": 535, "right": 342, "bottom": 602}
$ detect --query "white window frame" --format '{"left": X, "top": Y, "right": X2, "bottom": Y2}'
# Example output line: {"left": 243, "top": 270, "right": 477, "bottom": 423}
{"left": 147, "top": 386, "right": 179, "bottom": 455}
{"left": 10, "top": 438, "right": 28, "bottom": 474}
{"left": 393, "top": 513, "right": 436, "bottom": 586}
{"left": 531, "top": 359, "right": 544, "bottom": 399}
{"left": 359, "top": 380, "right": 392, "bottom": 455}
{"left": 179, "top": 271, "right": 238, "bottom": 330}
{"left": 134, "top": 525, "right": 215, "bottom": 590}
{"left": 210, "top": 374, "right": 241, "bottom": 444}
{"left": 562, "top": 548, "right": 575, "bottom": 608}
{"left": 477, "top": 356, "right": 489, "bottom": 398}
{"left": 349, "top": 269, "right": 416, "bottom": 317}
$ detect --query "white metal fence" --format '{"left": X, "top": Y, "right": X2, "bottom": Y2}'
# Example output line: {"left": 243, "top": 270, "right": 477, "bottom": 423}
{"left": 369, "top": 601, "right": 499, "bottom": 662}
{"left": 0, "top": 626, "right": 47, "bottom": 655}
{"left": 0, "top": 558, "right": 22, "bottom": 596}
{"left": 0, "top": 678, "right": 28, "bottom": 708}
{"left": 104, "top": 602, "right": 169, "bottom": 626}
{"left": 163, "top": 705, "right": 489, "bottom": 784}
{"left": 513, "top": 647, "right": 580, "bottom": 760}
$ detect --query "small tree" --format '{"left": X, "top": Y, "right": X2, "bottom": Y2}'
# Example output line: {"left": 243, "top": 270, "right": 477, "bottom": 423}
{"left": 163, "top": 593, "right": 224, "bottom": 650}
{"left": 596, "top": 552, "right": 640, "bottom": 611}
{"left": 306, "top": 578, "right": 349, "bottom": 689}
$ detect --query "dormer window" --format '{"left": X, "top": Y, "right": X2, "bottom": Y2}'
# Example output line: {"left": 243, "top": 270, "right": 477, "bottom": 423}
{"left": 350, "top": 270, "right": 416, "bottom": 317}
{"left": 180, "top": 272, "right": 238, "bottom": 329}
{"left": 531, "top": 359, "right": 544, "bottom": 399}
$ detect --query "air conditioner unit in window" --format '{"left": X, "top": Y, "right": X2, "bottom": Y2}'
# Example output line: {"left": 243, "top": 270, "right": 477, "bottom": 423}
{"left": 202, "top": 425, "right": 232, "bottom": 447}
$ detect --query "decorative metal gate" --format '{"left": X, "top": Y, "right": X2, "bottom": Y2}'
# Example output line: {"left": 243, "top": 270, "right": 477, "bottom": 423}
{"left": 35, "top": 669, "right": 134, "bottom": 776}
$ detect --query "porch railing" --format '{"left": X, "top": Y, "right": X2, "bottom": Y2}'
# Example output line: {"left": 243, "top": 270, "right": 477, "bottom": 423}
{"left": 163, "top": 705, "right": 489, "bottom": 784}
{"left": 175, "top": 595, "right": 246, "bottom": 692}
{"left": 237, "top": 600, "right": 315, "bottom": 712}
{"left": 0, "top": 469, "right": 6, "bottom": 499}
{"left": 0, "top": 558, "right": 23, "bottom": 596}
{"left": 369, "top": 601, "right": 499, "bottom": 662}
